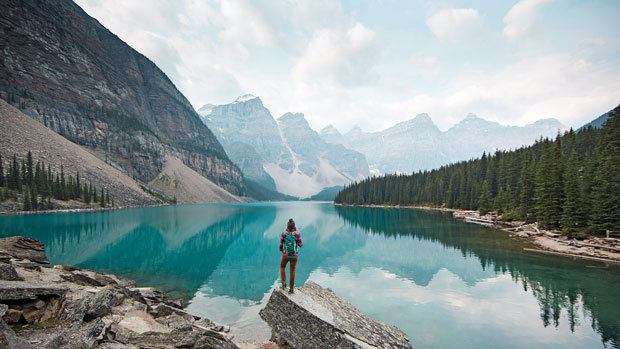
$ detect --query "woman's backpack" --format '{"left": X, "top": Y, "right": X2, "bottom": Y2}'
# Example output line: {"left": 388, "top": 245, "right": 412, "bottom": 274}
{"left": 284, "top": 232, "right": 297, "bottom": 256}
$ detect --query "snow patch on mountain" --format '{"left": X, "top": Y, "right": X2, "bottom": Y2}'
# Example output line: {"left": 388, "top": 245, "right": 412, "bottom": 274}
{"left": 233, "top": 94, "right": 258, "bottom": 103}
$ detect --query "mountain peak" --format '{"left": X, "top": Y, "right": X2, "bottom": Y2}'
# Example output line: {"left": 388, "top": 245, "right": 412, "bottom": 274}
{"left": 278, "top": 112, "right": 306, "bottom": 123}
{"left": 197, "top": 103, "right": 215, "bottom": 117}
{"left": 232, "top": 94, "right": 259, "bottom": 104}
{"left": 384, "top": 113, "right": 439, "bottom": 134}
{"left": 527, "top": 118, "right": 565, "bottom": 131}
{"left": 413, "top": 113, "right": 431, "bottom": 122}
{"left": 320, "top": 125, "right": 341, "bottom": 135}
{"left": 464, "top": 113, "right": 481, "bottom": 120}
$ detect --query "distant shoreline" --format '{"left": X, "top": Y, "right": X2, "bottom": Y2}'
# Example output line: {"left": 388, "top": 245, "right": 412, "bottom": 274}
{"left": 333, "top": 202, "right": 620, "bottom": 265}
{"left": 0, "top": 203, "right": 168, "bottom": 216}
{"left": 333, "top": 203, "right": 457, "bottom": 212}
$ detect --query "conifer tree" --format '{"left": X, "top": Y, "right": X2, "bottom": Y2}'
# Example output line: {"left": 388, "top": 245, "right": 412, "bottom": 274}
{"left": 60, "top": 165, "right": 66, "bottom": 200}
{"left": 105, "top": 189, "right": 110, "bottom": 207}
{"left": 93, "top": 184, "right": 98, "bottom": 203}
{"left": 46, "top": 165, "right": 52, "bottom": 197}
{"left": 534, "top": 141, "right": 564, "bottom": 229}
{"left": 26, "top": 151, "right": 33, "bottom": 185}
{"left": 100, "top": 188, "right": 105, "bottom": 207}
{"left": 519, "top": 157, "right": 536, "bottom": 222}
{"left": 83, "top": 183, "right": 90, "bottom": 204}
{"left": 20, "top": 159, "right": 26, "bottom": 191}
{"left": 76, "top": 171, "right": 81, "bottom": 199}
{"left": 30, "top": 186, "right": 38, "bottom": 211}
{"left": 561, "top": 150, "right": 583, "bottom": 234}
{"left": 23, "top": 187, "right": 31, "bottom": 211}
{"left": 478, "top": 180, "right": 492, "bottom": 215}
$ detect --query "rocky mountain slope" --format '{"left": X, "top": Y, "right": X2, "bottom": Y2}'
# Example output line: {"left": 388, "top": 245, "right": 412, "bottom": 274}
{"left": 149, "top": 156, "right": 244, "bottom": 204}
{"left": 0, "top": 99, "right": 157, "bottom": 207}
{"left": 321, "top": 113, "right": 564, "bottom": 174}
{"left": 578, "top": 110, "right": 611, "bottom": 131}
{"left": 201, "top": 95, "right": 369, "bottom": 198}
{"left": 0, "top": 0, "right": 244, "bottom": 195}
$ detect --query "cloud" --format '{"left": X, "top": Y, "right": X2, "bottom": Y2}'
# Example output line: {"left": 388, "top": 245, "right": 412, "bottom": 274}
{"left": 218, "top": 0, "right": 278, "bottom": 47}
{"left": 391, "top": 53, "right": 620, "bottom": 130}
{"left": 426, "top": 8, "right": 482, "bottom": 41}
{"left": 292, "top": 22, "right": 379, "bottom": 87}
{"left": 503, "top": 0, "right": 552, "bottom": 39}
{"left": 292, "top": 0, "right": 343, "bottom": 33}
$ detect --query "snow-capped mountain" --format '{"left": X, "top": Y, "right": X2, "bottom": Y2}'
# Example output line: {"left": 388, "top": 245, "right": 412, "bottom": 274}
{"left": 199, "top": 96, "right": 369, "bottom": 198}
{"left": 323, "top": 113, "right": 564, "bottom": 175}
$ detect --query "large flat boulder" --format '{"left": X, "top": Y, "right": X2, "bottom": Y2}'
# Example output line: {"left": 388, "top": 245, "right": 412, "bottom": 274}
{"left": 0, "top": 281, "right": 67, "bottom": 301}
{"left": 259, "top": 281, "right": 412, "bottom": 349}
{"left": 0, "top": 237, "right": 49, "bottom": 264}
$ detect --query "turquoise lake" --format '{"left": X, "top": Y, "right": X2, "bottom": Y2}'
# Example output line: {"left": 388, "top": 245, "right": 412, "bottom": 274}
{"left": 0, "top": 202, "right": 619, "bottom": 348}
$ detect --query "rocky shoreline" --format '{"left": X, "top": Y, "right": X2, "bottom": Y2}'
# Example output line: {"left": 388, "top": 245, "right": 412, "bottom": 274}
{"left": 0, "top": 203, "right": 169, "bottom": 217}
{"left": 0, "top": 236, "right": 241, "bottom": 348}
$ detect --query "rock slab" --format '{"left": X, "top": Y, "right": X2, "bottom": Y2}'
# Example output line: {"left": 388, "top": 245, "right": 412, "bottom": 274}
{"left": 0, "top": 237, "right": 49, "bottom": 264}
{"left": 259, "top": 281, "right": 412, "bottom": 349}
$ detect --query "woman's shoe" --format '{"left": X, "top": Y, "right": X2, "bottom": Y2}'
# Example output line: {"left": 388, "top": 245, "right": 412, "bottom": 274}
{"left": 288, "top": 288, "right": 294, "bottom": 294}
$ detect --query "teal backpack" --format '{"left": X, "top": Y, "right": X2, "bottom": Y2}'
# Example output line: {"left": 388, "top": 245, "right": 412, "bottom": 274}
{"left": 284, "top": 232, "right": 297, "bottom": 256}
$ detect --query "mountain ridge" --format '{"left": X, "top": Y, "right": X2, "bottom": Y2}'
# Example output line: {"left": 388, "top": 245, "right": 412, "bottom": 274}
{"left": 325, "top": 112, "right": 565, "bottom": 175}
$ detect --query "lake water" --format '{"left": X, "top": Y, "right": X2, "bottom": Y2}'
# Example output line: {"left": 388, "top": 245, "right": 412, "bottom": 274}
{"left": 1, "top": 202, "right": 618, "bottom": 348}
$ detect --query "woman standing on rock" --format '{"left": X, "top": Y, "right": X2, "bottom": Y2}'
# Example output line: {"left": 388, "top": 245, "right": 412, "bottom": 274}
{"left": 280, "top": 218, "right": 303, "bottom": 294}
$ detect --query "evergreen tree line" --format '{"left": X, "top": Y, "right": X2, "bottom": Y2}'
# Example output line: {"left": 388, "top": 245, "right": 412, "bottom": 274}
{"left": 335, "top": 106, "right": 620, "bottom": 235}
{"left": 0, "top": 151, "right": 113, "bottom": 211}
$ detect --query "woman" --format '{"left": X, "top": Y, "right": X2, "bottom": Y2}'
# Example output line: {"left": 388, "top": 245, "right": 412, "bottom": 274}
{"left": 279, "top": 218, "right": 303, "bottom": 294}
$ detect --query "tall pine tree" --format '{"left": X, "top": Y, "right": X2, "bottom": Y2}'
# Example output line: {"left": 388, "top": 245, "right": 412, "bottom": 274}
{"left": 561, "top": 150, "right": 583, "bottom": 234}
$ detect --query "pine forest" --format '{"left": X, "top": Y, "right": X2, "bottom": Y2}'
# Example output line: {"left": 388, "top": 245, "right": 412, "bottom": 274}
{"left": 0, "top": 151, "right": 112, "bottom": 211}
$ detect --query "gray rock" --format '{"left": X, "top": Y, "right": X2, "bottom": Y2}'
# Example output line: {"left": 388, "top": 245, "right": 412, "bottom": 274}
{"left": 62, "top": 295, "right": 92, "bottom": 325}
{"left": 0, "top": 253, "right": 11, "bottom": 263}
{"left": 42, "top": 318, "right": 104, "bottom": 349}
{"left": 0, "top": 264, "right": 22, "bottom": 281}
{"left": 132, "top": 287, "right": 164, "bottom": 301}
{"left": 259, "top": 281, "right": 411, "bottom": 349}
{"left": 60, "top": 272, "right": 104, "bottom": 287}
{"left": 86, "top": 286, "right": 125, "bottom": 319}
{"left": 0, "top": 237, "right": 49, "bottom": 264}
{"left": 61, "top": 265, "right": 80, "bottom": 272}
{"left": 0, "top": 281, "right": 67, "bottom": 301}
{"left": 12, "top": 261, "right": 41, "bottom": 272}
{"left": 156, "top": 313, "right": 193, "bottom": 332}
{"left": 163, "top": 297, "right": 183, "bottom": 309}
{"left": 150, "top": 303, "right": 196, "bottom": 320}
{"left": 92, "top": 273, "right": 118, "bottom": 287}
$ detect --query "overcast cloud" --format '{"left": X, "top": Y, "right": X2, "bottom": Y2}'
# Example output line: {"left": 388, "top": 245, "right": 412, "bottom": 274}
{"left": 74, "top": 0, "right": 620, "bottom": 132}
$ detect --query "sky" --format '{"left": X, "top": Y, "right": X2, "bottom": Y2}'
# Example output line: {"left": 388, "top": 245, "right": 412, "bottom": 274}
{"left": 74, "top": 0, "right": 620, "bottom": 132}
